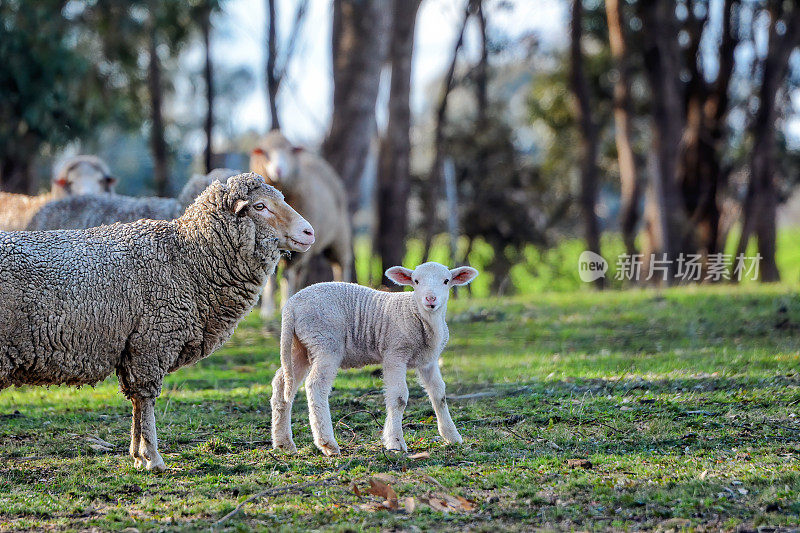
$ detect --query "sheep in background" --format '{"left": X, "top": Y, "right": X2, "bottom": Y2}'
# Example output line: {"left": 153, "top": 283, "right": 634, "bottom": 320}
{"left": 250, "top": 130, "right": 353, "bottom": 316}
{"left": 0, "top": 173, "right": 315, "bottom": 472}
{"left": 0, "top": 155, "right": 115, "bottom": 231}
{"left": 270, "top": 262, "right": 478, "bottom": 456}
{"left": 26, "top": 169, "right": 239, "bottom": 231}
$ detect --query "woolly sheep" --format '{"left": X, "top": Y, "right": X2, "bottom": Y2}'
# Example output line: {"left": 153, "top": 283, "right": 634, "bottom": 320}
{"left": 270, "top": 262, "right": 479, "bottom": 456}
{"left": 0, "top": 155, "right": 114, "bottom": 231}
{"left": 27, "top": 169, "right": 239, "bottom": 231}
{"left": 0, "top": 173, "right": 315, "bottom": 472}
{"left": 250, "top": 130, "right": 353, "bottom": 316}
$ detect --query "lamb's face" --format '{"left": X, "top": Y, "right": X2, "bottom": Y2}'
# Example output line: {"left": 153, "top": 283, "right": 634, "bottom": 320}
{"left": 249, "top": 133, "right": 301, "bottom": 187}
{"left": 236, "top": 184, "right": 315, "bottom": 253}
{"left": 54, "top": 160, "right": 115, "bottom": 197}
{"left": 385, "top": 262, "right": 479, "bottom": 314}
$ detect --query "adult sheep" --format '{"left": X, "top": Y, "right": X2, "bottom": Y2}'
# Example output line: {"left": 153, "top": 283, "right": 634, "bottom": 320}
{"left": 27, "top": 168, "right": 238, "bottom": 231}
{"left": 0, "top": 155, "right": 115, "bottom": 231}
{"left": 0, "top": 173, "right": 315, "bottom": 472}
{"left": 250, "top": 130, "right": 353, "bottom": 316}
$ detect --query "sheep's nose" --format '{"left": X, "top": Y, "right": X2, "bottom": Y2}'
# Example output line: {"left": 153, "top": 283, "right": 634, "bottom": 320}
{"left": 303, "top": 226, "right": 314, "bottom": 238}
{"left": 425, "top": 295, "right": 436, "bottom": 303}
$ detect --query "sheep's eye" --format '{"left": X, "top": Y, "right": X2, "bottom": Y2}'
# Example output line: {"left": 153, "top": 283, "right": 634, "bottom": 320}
{"left": 253, "top": 203, "right": 266, "bottom": 211}
{"left": 443, "top": 279, "right": 449, "bottom": 285}
{"left": 414, "top": 279, "right": 419, "bottom": 284}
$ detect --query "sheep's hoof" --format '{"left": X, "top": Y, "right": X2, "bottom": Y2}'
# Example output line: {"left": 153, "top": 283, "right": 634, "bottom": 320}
{"left": 316, "top": 441, "right": 341, "bottom": 456}
{"left": 132, "top": 457, "right": 144, "bottom": 469}
{"left": 273, "top": 440, "right": 298, "bottom": 454}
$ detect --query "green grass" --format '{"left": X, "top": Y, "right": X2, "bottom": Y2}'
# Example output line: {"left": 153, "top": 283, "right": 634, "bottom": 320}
{"left": 2, "top": 283, "right": 800, "bottom": 531}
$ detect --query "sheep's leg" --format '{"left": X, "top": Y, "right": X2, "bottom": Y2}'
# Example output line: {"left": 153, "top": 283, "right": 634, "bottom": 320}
{"left": 136, "top": 397, "right": 166, "bottom": 472}
{"left": 260, "top": 273, "right": 278, "bottom": 318}
{"left": 417, "top": 362, "right": 462, "bottom": 444}
{"left": 305, "top": 357, "right": 341, "bottom": 456}
{"left": 271, "top": 353, "right": 310, "bottom": 453}
{"left": 129, "top": 397, "right": 143, "bottom": 469}
{"left": 381, "top": 361, "right": 409, "bottom": 452}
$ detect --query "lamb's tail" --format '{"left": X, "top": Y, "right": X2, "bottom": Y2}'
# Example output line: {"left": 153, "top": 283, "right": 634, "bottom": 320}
{"left": 280, "top": 308, "right": 295, "bottom": 403}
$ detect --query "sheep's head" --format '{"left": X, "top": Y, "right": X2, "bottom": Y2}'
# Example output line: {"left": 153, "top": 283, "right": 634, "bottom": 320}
{"left": 386, "top": 262, "right": 479, "bottom": 314}
{"left": 226, "top": 173, "right": 315, "bottom": 253}
{"left": 53, "top": 156, "right": 115, "bottom": 198}
{"left": 249, "top": 130, "right": 303, "bottom": 187}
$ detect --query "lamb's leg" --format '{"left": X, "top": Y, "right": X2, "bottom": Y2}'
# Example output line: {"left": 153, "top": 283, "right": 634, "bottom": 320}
{"left": 260, "top": 273, "right": 278, "bottom": 318}
{"left": 382, "top": 361, "right": 409, "bottom": 451}
{"left": 136, "top": 397, "right": 166, "bottom": 472}
{"left": 280, "top": 266, "right": 299, "bottom": 311}
{"left": 417, "top": 362, "right": 462, "bottom": 444}
{"left": 271, "top": 352, "right": 310, "bottom": 453}
{"left": 305, "top": 357, "right": 341, "bottom": 456}
{"left": 129, "top": 397, "right": 143, "bottom": 469}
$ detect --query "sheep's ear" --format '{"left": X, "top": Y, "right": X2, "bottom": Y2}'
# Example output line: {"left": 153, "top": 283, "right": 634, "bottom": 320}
{"left": 450, "top": 266, "right": 478, "bottom": 286}
{"left": 53, "top": 177, "right": 69, "bottom": 188}
{"left": 385, "top": 266, "right": 414, "bottom": 286}
{"left": 233, "top": 199, "right": 250, "bottom": 216}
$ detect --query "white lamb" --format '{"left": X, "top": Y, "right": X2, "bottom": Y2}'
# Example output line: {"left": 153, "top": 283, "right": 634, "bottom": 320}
{"left": 270, "top": 262, "right": 479, "bottom": 456}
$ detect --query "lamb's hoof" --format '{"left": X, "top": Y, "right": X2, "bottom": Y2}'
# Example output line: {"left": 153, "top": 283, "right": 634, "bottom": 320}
{"left": 132, "top": 457, "right": 144, "bottom": 469}
{"left": 316, "top": 440, "right": 341, "bottom": 456}
{"left": 273, "top": 439, "right": 298, "bottom": 454}
{"left": 383, "top": 436, "right": 408, "bottom": 452}
{"left": 443, "top": 432, "right": 463, "bottom": 445}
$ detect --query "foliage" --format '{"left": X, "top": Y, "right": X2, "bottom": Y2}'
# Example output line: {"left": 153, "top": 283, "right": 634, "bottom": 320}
{"left": 1, "top": 284, "right": 799, "bottom": 530}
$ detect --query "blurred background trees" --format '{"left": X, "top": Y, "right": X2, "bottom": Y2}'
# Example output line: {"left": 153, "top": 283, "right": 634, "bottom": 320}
{"left": 2, "top": 0, "right": 800, "bottom": 292}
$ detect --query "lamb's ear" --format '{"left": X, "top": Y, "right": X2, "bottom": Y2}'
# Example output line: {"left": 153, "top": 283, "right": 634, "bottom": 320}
{"left": 233, "top": 199, "right": 250, "bottom": 216}
{"left": 385, "top": 266, "right": 414, "bottom": 286}
{"left": 450, "top": 266, "right": 478, "bottom": 286}
{"left": 53, "top": 177, "right": 69, "bottom": 188}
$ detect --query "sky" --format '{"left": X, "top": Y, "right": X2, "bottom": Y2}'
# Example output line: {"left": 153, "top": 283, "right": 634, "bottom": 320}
{"left": 212, "top": 0, "right": 565, "bottom": 146}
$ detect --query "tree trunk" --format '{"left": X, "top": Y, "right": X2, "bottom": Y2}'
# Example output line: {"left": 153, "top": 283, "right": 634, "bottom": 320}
{"left": 737, "top": 4, "right": 800, "bottom": 282}
{"left": 202, "top": 4, "right": 214, "bottom": 173}
{"left": 0, "top": 157, "right": 33, "bottom": 194}
{"left": 421, "top": 4, "right": 471, "bottom": 261}
{"left": 322, "top": 0, "right": 391, "bottom": 219}
{"left": 377, "top": 0, "right": 421, "bottom": 288}
{"left": 604, "top": 0, "right": 640, "bottom": 257}
{"left": 569, "top": 0, "right": 603, "bottom": 288}
{"left": 148, "top": 33, "right": 168, "bottom": 196}
{"left": 639, "top": 1, "right": 687, "bottom": 282}
{"left": 266, "top": 0, "right": 280, "bottom": 130}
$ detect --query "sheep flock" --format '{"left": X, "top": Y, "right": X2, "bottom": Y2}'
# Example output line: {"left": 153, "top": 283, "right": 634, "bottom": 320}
{"left": 0, "top": 139, "right": 476, "bottom": 471}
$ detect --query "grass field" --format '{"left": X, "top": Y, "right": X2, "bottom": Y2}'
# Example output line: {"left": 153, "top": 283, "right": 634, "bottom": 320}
{"left": 1, "top": 284, "right": 800, "bottom": 531}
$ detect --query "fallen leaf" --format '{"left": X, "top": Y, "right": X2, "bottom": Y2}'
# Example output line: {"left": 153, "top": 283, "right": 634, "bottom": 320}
{"left": 737, "top": 488, "right": 748, "bottom": 495}
{"left": 407, "top": 451, "right": 430, "bottom": 460}
{"left": 566, "top": 458, "right": 593, "bottom": 469}
{"left": 700, "top": 470, "right": 708, "bottom": 480}
{"left": 87, "top": 435, "right": 115, "bottom": 448}
{"left": 88, "top": 444, "right": 113, "bottom": 453}
{"left": 373, "top": 473, "right": 398, "bottom": 485}
{"left": 367, "top": 477, "right": 398, "bottom": 510}
{"left": 351, "top": 483, "right": 361, "bottom": 497}
{"left": 404, "top": 496, "right": 415, "bottom": 514}
{"left": 422, "top": 474, "right": 446, "bottom": 490}
{"left": 423, "top": 492, "right": 476, "bottom": 513}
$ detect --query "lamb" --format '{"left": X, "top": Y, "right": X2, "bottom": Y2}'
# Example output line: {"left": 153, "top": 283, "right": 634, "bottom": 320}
{"left": 270, "top": 262, "right": 478, "bottom": 456}
{"left": 0, "top": 173, "right": 315, "bottom": 472}
{"left": 0, "top": 155, "right": 115, "bottom": 231}
{"left": 26, "top": 168, "right": 238, "bottom": 231}
{"left": 250, "top": 130, "right": 353, "bottom": 316}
